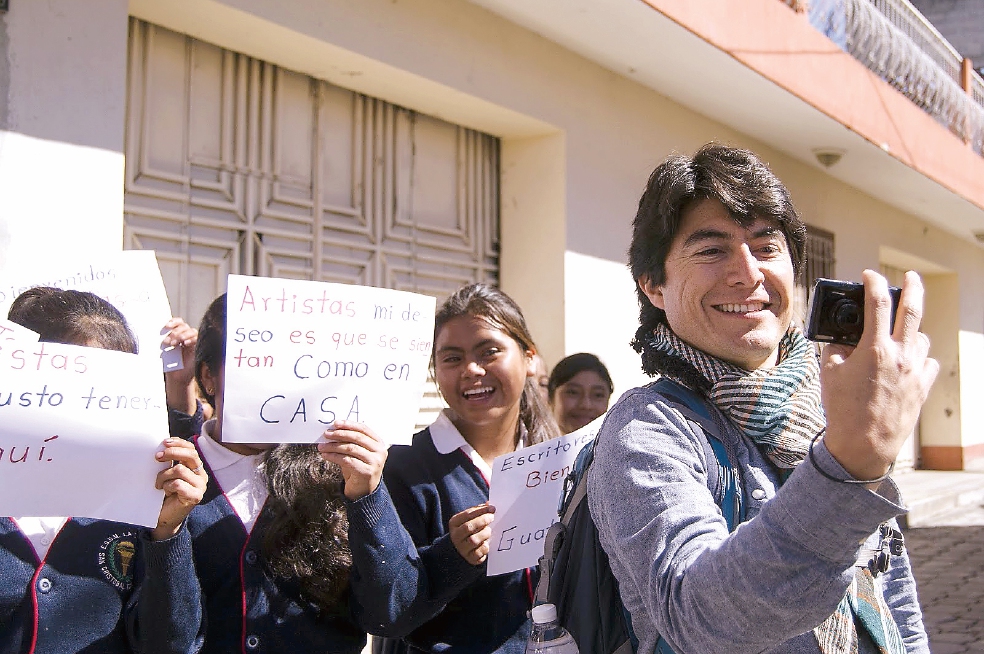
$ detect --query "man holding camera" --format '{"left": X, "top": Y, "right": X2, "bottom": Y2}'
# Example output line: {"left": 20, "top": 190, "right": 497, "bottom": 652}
{"left": 588, "top": 144, "right": 937, "bottom": 653}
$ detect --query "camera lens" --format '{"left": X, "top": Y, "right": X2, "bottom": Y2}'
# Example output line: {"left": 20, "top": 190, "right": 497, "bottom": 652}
{"left": 832, "top": 298, "right": 861, "bottom": 329}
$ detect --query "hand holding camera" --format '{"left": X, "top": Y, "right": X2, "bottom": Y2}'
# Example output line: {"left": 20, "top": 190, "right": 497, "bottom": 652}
{"left": 814, "top": 270, "right": 939, "bottom": 484}
{"left": 806, "top": 278, "right": 901, "bottom": 347}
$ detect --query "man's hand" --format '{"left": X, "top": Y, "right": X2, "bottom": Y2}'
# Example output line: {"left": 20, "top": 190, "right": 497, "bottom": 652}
{"left": 820, "top": 270, "right": 939, "bottom": 483}
{"left": 449, "top": 503, "right": 495, "bottom": 565}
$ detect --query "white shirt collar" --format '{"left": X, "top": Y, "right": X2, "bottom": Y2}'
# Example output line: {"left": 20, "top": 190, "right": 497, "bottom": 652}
{"left": 429, "top": 410, "right": 528, "bottom": 482}
{"left": 197, "top": 419, "right": 268, "bottom": 532}
{"left": 198, "top": 419, "right": 262, "bottom": 472}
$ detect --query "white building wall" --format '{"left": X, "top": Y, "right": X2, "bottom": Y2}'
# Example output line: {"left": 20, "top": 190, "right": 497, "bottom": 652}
{"left": 0, "top": 0, "right": 129, "bottom": 276}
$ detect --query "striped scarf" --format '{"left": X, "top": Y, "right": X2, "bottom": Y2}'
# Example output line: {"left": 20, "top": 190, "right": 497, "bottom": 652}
{"left": 648, "top": 324, "right": 906, "bottom": 654}
{"left": 650, "top": 323, "right": 824, "bottom": 469}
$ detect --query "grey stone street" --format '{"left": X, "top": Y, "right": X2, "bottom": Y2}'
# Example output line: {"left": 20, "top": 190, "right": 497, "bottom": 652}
{"left": 900, "top": 473, "right": 984, "bottom": 654}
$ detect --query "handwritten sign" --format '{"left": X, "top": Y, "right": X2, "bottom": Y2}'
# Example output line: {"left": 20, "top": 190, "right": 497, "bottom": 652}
{"left": 222, "top": 275, "right": 436, "bottom": 444}
{"left": 0, "top": 251, "right": 174, "bottom": 370}
{"left": 486, "top": 418, "right": 604, "bottom": 576}
{"left": 0, "top": 340, "right": 168, "bottom": 526}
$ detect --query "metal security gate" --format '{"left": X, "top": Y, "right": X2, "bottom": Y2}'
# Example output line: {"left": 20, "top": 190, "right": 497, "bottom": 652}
{"left": 123, "top": 19, "right": 500, "bottom": 327}
{"left": 123, "top": 19, "right": 500, "bottom": 427}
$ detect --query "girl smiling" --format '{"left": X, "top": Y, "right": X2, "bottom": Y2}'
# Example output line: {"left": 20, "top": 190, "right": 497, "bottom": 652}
{"left": 350, "top": 283, "right": 560, "bottom": 654}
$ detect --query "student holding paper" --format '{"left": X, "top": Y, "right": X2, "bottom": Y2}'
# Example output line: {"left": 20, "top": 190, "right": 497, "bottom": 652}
{"left": 162, "top": 293, "right": 407, "bottom": 653}
{"left": 162, "top": 316, "right": 208, "bottom": 440}
{"left": 0, "top": 287, "right": 207, "bottom": 654}
{"left": 349, "top": 283, "right": 562, "bottom": 654}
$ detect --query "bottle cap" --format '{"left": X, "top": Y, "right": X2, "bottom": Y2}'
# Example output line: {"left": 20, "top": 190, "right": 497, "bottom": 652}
{"left": 531, "top": 603, "right": 558, "bottom": 624}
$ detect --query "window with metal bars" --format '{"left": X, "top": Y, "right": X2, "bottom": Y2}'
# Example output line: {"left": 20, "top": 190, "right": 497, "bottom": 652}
{"left": 794, "top": 225, "right": 835, "bottom": 324}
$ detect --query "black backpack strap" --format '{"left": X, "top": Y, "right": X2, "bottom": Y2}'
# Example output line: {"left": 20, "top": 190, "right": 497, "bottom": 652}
{"left": 535, "top": 438, "right": 595, "bottom": 605}
{"left": 535, "top": 531, "right": 556, "bottom": 605}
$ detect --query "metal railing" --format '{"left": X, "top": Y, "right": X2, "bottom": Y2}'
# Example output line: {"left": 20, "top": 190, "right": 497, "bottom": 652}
{"left": 973, "top": 74, "right": 984, "bottom": 111}
{"left": 867, "top": 0, "right": 963, "bottom": 84}
{"left": 803, "top": 0, "right": 984, "bottom": 156}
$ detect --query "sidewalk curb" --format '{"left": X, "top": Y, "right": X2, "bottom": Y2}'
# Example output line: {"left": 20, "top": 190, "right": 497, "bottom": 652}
{"left": 895, "top": 470, "right": 984, "bottom": 528}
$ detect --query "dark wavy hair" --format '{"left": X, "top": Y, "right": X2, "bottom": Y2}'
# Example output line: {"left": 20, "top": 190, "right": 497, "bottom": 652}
{"left": 628, "top": 143, "right": 806, "bottom": 375}
{"left": 433, "top": 283, "right": 561, "bottom": 445}
{"left": 8, "top": 286, "right": 138, "bottom": 354}
{"left": 547, "top": 353, "right": 614, "bottom": 402}
{"left": 193, "top": 293, "right": 352, "bottom": 612}
{"left": 194, "top": 294, "right": 227, "bottom": 408}
{"left": 260, "top": 445, "right": 352, "bottom": 611}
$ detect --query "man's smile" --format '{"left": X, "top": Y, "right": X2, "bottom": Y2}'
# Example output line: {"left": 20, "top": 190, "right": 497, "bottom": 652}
{"left": 713, "top": 302, "right": 771, "bottom": 314}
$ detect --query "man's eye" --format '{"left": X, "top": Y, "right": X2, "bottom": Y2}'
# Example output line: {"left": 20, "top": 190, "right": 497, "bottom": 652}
{"left": 696, "top": 248, "right": 722, "bottom": 257}
{"left": 440, "top": 355, "right": 460, "bottom": 364}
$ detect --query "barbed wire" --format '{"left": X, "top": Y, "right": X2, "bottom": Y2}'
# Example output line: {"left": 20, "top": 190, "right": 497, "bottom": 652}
{"left": 844, "top": 0, "right": 984, "bottom": 155}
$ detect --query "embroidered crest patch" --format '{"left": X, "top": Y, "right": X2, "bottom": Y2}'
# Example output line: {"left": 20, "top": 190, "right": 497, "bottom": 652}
{"left": 97, "top": 531, "right": 138, "bottom": 591}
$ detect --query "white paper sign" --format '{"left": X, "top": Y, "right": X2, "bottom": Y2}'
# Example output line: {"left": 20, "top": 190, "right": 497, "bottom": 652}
{"left": 0, "top": 319, "right": 39, "bottom": 343}
{"left": 222, "top": 275, "right": 436, "bottom": 444}
{"left": 486, "top": 418, "right": 604, "bottom": 576}
{"left": 0, "top": 340, "right": 168, "bottom": 526}
{"left": 0, "top": 251, "right": 173, "bottom": 370}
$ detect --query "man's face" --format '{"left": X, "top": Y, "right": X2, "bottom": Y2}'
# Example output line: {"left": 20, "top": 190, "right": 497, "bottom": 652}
{"left": 639, "top": 198, "right": 795, "bottom": 371}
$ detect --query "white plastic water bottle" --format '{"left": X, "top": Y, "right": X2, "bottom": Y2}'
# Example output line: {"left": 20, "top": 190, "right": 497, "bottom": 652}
{"left": 526, "top": 604, "right": 579, "bottom": 654}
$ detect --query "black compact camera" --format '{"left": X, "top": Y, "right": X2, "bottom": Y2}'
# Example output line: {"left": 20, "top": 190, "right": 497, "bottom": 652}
{"left": 805, "top": 278, "right": 901, "bottom": 346}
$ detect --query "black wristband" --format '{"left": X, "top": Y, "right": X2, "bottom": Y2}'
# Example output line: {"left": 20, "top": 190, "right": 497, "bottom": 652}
{"left": 808, "top": 429, "right": 894, "bottom": 485}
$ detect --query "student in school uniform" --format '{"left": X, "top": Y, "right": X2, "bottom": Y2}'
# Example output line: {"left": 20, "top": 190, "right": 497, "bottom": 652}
{"left": 547, "top": 352, "right": 614, "bottom": 434}
{"left": 161, "top": 316, "right": 207, "bottom": 441}
{"left": 347, "top": 283, "right": 562, "bottom": 654}
{"left": 1, "top": 287, "right": 206, "bottom": 654}
{"left": 162, "top": 293, "right": 406, "bottom": 653}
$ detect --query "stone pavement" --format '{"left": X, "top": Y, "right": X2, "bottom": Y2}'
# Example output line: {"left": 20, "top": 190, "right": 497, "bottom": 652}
{"left": 895, "top": 470, "right": 984, "bottom": 653}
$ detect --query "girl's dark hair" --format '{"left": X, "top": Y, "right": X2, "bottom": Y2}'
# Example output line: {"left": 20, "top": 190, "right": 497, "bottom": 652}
{"left": 547, "top": 353, "right": 614, "bottom": 401}
{"left": 194, "top": 294, "right": 227, "bottom": 407}
{"left": 194, "top": 292, "right": 352, "bottom": 612}
{"left": 8, "top": 287, "right": 138, "bottom": 354}
{"left": 628, "top": 143, "right": 807, "bottom": 374}
{"left": 261, "top": 445, "right": 352, "bottom": 612}
{"left": 433, "top": 283, "right": 561, "bottom": 445}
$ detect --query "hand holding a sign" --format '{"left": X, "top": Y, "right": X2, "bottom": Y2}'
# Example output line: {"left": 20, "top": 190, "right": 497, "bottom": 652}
{"left": 162, "top": 318, "right": 199, "bottom": 416}
{"left": 152, "top": 438, "right": 208, "bottom": 541}
{"left": 449, "top": 503, "right": 496, "bottom": 565}
{"left": 317, "top": 420, "right": 388, "bottom": 501}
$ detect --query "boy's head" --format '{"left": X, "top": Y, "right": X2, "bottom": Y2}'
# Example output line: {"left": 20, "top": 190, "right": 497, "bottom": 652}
{"left": 8, "top": 287, "right": 138, "bottom": 354}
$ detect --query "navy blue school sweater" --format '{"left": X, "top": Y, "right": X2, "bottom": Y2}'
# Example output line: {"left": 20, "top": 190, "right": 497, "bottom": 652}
{"left": 0, "top": 517, "right": 199, "bottom": 654}
{"left": 168, "top": 402, "right": 204, "bottom": 442}
{"left": 348, "top": 427, "right": 535, "bottom": 654}
{"left": 182, "top": 442, "right": 367, "bottom": 654}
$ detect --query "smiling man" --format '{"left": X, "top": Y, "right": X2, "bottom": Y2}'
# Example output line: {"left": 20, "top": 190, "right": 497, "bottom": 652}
{"left": 588, "top": 144, "right": 938, "bottom": 654}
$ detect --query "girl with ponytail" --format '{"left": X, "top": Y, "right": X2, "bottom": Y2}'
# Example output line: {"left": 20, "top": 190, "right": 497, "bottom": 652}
{"left": 349, "top": 283, "right": 561, "bottom": 654}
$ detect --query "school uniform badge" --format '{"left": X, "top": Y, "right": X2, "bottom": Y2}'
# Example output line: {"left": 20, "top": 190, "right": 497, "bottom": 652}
{"left": 98, "top": 531, "right": 138, "bottom": 591}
